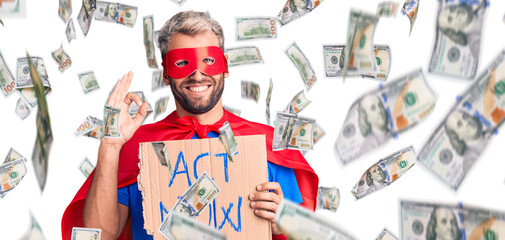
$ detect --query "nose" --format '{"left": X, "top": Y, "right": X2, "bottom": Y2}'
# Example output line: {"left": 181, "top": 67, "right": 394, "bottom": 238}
{"left": 189, "top": 70, "right": 205, "bottom": 81}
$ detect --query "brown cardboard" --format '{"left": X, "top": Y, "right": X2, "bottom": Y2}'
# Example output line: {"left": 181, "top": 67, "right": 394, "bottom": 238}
{"left": 138, "top": 135, "right": 271, "bottom": 240}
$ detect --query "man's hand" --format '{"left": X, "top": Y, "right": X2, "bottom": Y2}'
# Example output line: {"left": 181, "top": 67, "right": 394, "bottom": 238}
{"left": 249, "top": 182, "right": 284, "bottom": 236}
{"left": 102, "top": 71, "right": 149, "bottom": 147}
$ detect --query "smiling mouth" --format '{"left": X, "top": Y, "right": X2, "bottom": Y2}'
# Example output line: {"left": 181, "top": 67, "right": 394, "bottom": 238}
{"left": 186, "top": 85, "right": 211, "bottom": 93}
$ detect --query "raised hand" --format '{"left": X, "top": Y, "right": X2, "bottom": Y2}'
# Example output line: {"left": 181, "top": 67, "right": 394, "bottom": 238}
{"left": 249, "top": 182, "right": 284, "bottom": 236}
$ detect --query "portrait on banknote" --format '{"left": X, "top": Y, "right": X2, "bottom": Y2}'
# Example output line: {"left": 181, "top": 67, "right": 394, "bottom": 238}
{"left": 426, "top": 207, "right": 462, "bottom": 240}
{"left": 357, "top": 95, "right": 390, "bottom": 152}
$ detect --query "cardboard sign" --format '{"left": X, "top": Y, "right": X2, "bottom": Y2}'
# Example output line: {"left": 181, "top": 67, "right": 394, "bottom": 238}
{"left": 138, "top": 135, "right": 271, "bottom": 240}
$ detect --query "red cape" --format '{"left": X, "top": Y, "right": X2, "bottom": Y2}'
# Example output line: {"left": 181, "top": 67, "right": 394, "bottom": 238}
{"left": 61, "top": 110, "right": 319, "bottom": 239}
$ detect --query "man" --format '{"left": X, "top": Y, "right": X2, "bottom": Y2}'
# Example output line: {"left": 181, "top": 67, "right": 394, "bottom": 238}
{"left": 61, "top": 11, "right": 318, "bottom": 240}
{"left": 357, "top": 94, "right": 390, "bottom": 152}
{"left": 365, "top": 165, "right": 387, "bottom": 195}
{"left": 426, "top": 207, "right": 462, "bottom": 240}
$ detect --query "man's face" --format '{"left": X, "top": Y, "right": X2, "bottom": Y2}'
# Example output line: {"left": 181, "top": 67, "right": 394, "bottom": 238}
{"left": 434, "top": 208, "right": 459, "bottom": 240}
{"left": 107, "top": 3, "right": 116, "bottom": 17}
{"left": 446, "top": 111, "right": 481, "bottom": 142}
{"left": 369, "top": 166, "right": 384, "bottom": 183}
{"left": 361, "top": 95, "right": 387, "bottom": 130}
{"left": 293, "top": 0, "right": 308, "bottom": 10}
{"left": 438, "top": 6, "right": 470, "bottom": 31}
{"left": 164, "top": 31, "right": 228, "bottom": 114}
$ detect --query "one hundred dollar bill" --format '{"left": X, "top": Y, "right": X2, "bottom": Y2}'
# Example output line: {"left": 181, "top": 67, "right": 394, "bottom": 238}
{"left": 277, "top": 0, "right": 324, "bottom": 26}
{"left": 461, "top": 205, "right": 505, "bottom": 240}
{"left": 71, "top": 227, "right": 101, "bottom": 240}
{"left": 151, "top": 142, "right": 173, "bottom": 179}
{"left": 128, "top": 91, "right": 153, "bottom": 118}
{"left": 224, "top": 46, "right": 264, "bottom": 67}
{"left": 0, "top": 159, "right": 27, "bottom": 195}
{"left": 58, "top": 0, "right": 72, "bottom": 23}
{"left": 428, "top": 0, "right": 487, "bottom": 79}
{"left": 51, "top": 44, "right": 72, "bottom": 72}
{"left": 401, "top": 0, "right": 420, "bottom": 35}
{"left": 78, "top": 157, "right": 94, "bottom": 178}
{"left": 316, "top": 186, "right": 340, "bottom": 212}
{"left": 154, "top": 30, "right": 160, "bottom": 49}
{"left": 0, "top": 50, "right": 16, "bottom": 97}
{"left": 343, "top": 10, "right": 379, "bottom": 78}
{"left": 275, "top": 200, "right": 357, "bottom": 240}
{"left": 351, "top": 146, "right": 416, "bottom": 200}
{"left": 153, "top": 96, "right": 169, "bottom": 120}
{"left": 375, "top": 228, "right": 398, "bottom": 240}
{"left": 273, "top": 112, "right": 315, "bottom": 151}
{"left": 4, "top": 148, "right": 26, "bottom": 163}
{"left": 159, "top": 211, "right": 226, "bottom": 240}
{"left": 323, "top": 44, "right": 391, "bottom": 80}
{"left": 334, "top": 69, "right": 437, "bottom": 164}
{"left": 77, "top": 0, "right": 95, "bottom": 36}
{"left": 75, "top": 116, "right": 102, "bottom": 136}
{"left": 103, "top": 105, "right": 121, "bottom": 138}
{"left": 66, "top": 18, "right": 76, "bottom": 43}
{"left": 377, "top": 1, "right": 399, "bottom": 17}
{"left": 19, "top": 212, "right": 46, "bottom": 240}
{"left": 151, "top": 69, "right": 166, "bottom": 92}
{"left": 285, "top": 90, "right": 311, "bottom": 114}
{"left": 143, "top": 15, "right": 158, "bottom": 68}
{"left": 235, "top": 17, "right": 277, "bottom": 40}
{"left": 78, "top": 71, "right": 100, "bottom": 94}
{"left": 241, "top": 80, "right": 260, "bottom": 102}
{"left": 95, "top": 1, "right": 137, "bottom": 27}
{"left": 16, "top": 98, "right": 31, "bottom": 120}
{"left": 266, "top": 78, "right": 273, "bottom": 125}
{"left": 285, "top": 42, "right": 317, "bottom": 90}
{"left": 16, "top": 56, "right": 51, "bottom": 108}
{"left": 301, "top": 122, "right": 325, "bottom": 155}
{"left": 224, "top": 105, "right": 241, "bottom": 116}
{"left": 171, "top": 171, "right": 220, "bottom": 218}
{"left": 418, "top": 50, "right": 505, "bottom": 190}
{"left": 219, "top": 121, "right": 238, "bottom": 162}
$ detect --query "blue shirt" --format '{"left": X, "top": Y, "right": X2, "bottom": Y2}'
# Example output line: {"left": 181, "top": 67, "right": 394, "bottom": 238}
{"left": 118, "top": 131, "right": 302, "bottom": 239}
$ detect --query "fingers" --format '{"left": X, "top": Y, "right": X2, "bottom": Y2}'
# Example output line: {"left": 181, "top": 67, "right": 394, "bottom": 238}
{"left": 256, "top": 182, "right": 284, "bottom": 199}
{"left": 249, "top": 192, "right": 281, "bottom": 205}
{"left": 253, "top": 209, "right": 275, "bottom": 221}
{"left": 133, "top": 102, "right": 149, "bottom": 126}
{"left": 250, "top": 201, "right": 278, "bottom": 212}
{"left": 106, "top": 72, "right": 133, "bottom": 106}
{"left": 118, "top": 71, "right": 134, "bottom": 99}
{"left": 124, "top": 92, "right": 142, "bottom": 107}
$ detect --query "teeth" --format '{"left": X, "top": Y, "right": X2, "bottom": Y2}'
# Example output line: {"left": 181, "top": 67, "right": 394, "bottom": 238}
{"left": 188, "top": 85, "right": 209, "bottom": 93}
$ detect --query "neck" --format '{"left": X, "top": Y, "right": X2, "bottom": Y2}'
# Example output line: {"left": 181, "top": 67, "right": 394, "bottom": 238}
{"left": 175, "top": 99, "right": 224, "bottom": 125}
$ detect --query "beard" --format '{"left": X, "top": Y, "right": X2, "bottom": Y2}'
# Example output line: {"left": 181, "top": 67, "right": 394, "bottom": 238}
{"left": 169, "top": 73, "right": 224, "bottom": 114}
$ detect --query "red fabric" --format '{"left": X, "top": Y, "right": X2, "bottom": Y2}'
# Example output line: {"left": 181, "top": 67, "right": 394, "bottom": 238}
{"left": 61, "top": 110, "right": 318, "bottom": 239}
{"left": 272, "top": 234, "right": 288, "bottom": 240}
{"left": 162, "top": 46, "right": 229, "bottom": 79}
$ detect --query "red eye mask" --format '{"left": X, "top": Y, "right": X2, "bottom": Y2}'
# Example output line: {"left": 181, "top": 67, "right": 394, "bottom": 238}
{"left": 162, "top": 46, "right": 228, "bottom": 79}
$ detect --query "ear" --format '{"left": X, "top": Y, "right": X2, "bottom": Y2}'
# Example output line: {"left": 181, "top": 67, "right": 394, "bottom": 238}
{"left": 224, "top": 54, "right": 229, "bottom": 78}
{"left": 163, "top": 76, "right": 170, "bottom": 86}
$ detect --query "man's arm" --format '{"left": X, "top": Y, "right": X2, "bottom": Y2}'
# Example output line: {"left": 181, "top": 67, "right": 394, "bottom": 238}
{"left": 82, "top": 72, "right": 149, "bottom": 239}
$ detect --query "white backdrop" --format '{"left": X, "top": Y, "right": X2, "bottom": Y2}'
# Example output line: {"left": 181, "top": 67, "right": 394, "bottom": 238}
{"left": 1, "top": 0, "right": 505, "bottom": 239}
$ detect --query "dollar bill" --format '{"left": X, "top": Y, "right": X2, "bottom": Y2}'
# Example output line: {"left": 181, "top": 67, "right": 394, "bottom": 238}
{"left": 401, "top": 0, "right": 420, "bottom": 35}
{"left": 266, "top": 78, "right": 273, "bottom": 125}
{"left": 235, "top": 17, "right": 277, "bottom": 40}
{"left": 461, "top": 205, "right": 505, "bottom": 240}
{"left": 377, "top": 1, "right": 399, "bottom": 17}
{"left": 273, "top": 111, "right": 315, "bottom": 151}
{"left": 84, "top": 118, "right": 104, "bottom": 139}
{"left": 95, "top": 1, "right": 137, "bottom": 27}
{"left": 51, "top": 44, "right": 72, "bottom": 72}
{"left": 151, "top": 142, "right": 173, "bottom": 179}
{"left": 171, "top": 171, "right": 220, "bottom": 218}
{"left": 224, "top": 46, "right": 264, "bottom": 67}
{"left": 375, "top": 228, "right": 398, "bottom": 240}
{"left": 275, "top": 199, "right": 357, "bottom": 240}
{"left": 78, "top": 157, "right": 94, "bottom": 178}
{"left": 151, "top": 69, "right": 166, "bottom": 92}
{"left": 316, "top": 186, "right": 340, "bottom": 212}
{"left": 153, "top": 96, "right": 169, "bottom": 121}
{"left": 285, "top": 90, "right": 310, "bottom": 114}
{"left": 351, "top": 146, "right": 416, "bottom": 200}
{"left": 78, "top": 71, "right": 100, "bottom": 94}
{"left": 285, "top": 42, "right": 317, "bottom": 90}
{"left": 219, "top": 121, "right": 238, "bottom": 162}
{"left": 16, "top": 56, "right": 51, "bottom": 108}
{"left": 143, "top": 15, "right": 158, "bottom": 68}
{"left": 0, "top": 159, "right": 27, "bottom": 195}
{"left": 223, "top": 105, "right": 241, "bottom": 116}
{"left": 0, "top": 0, "right": 26, "bottom": 17}
{"left": 159, "top": 211, "right": 226, "bottom": 240}
{"left": 128, "top": 91, "right": 153, "bottom": 118}
{"left": 77, "top": 0, "right": 95, "bottom": 36}
{"left": 277, "top": 0, "right": 324, "bottom": 26}
{"left": 75, "top": 115, "right": 101, "bottom": 135}
{"left": 1, "top": 49, "right": 16, "bottom": 97}
{"left": 169, "top": 0, "right": 188, "bottom": 6}
{"left": 301, "top": 122, "right": 326, "bottom": 155}
{"left": 418, "top": 50, "right": 505, "bottom": 190}
{"left": 27, "top": 53, "right": 53, "bottom": 193}
{"left": 16, "top": 98, "right": 31, "bottom": 119}
{"left": 4, "top": 148, "right": 26, "bottom": 163}
{"left": 323, "top": 44, "right": 392, "bottom": 81}
{"left": 66, "top": 18, "right": 76, "bottom": 43}
{"left": 154, "top": 30, "right": 160, "bottom": 49}
{"left": 343, "top": 10, "right": 379, "bottom": 78}
{"left": 19, "top": 212, "right": 46, "bottom": 240}
{"left": 71, "top": 227, "right": 101, "bottom": 240}
{"left": 58, "top": 0, "right": 72, "bottom": 23}
{"left": 427, "top": 0, "right": 487, "bottom": 80}
{"left": 103, "top": 105, "right": 121, "bottom": 138}
{"left": 241, "top": 80, "right": 260, "bottom": 102}
{"left": 335, "top": 69, "right": 437, "bottom": 165}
